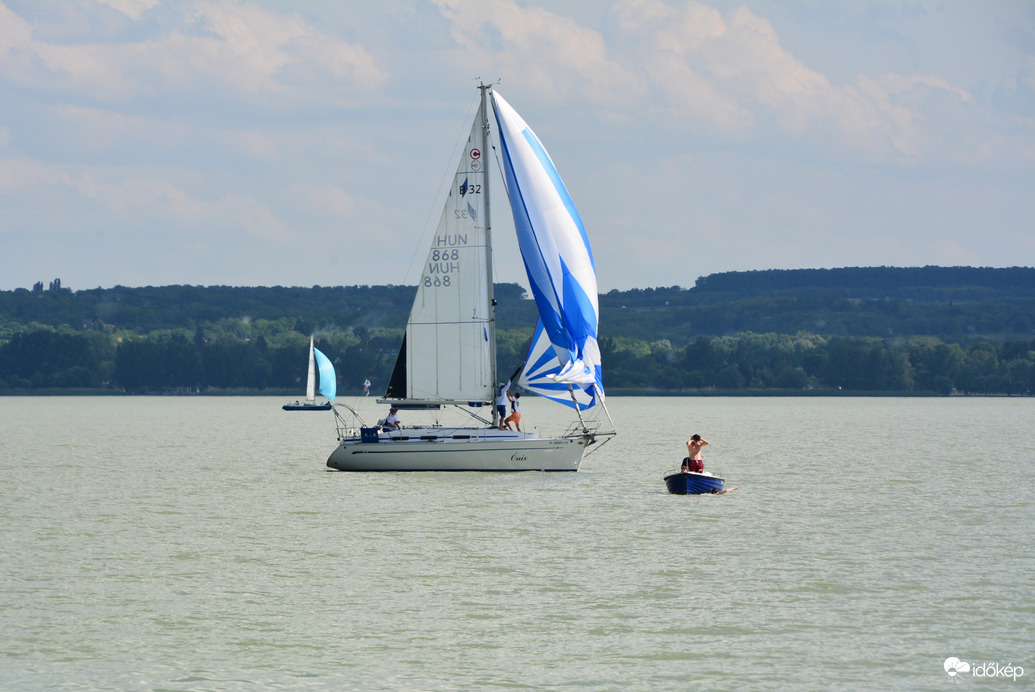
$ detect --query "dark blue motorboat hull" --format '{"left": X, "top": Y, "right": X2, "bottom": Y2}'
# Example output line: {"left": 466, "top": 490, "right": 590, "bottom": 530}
{"left": 664, "top": 472, "right": 725, "bottom": 495}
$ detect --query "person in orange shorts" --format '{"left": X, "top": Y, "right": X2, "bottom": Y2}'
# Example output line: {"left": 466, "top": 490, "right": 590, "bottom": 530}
{"left": 504, "top": 391, "right": 522, "bottom": 431}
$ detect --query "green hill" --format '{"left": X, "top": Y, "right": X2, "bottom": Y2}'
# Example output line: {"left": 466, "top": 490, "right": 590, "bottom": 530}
{"left": 2, "top": 267, "right": 1033, "bottom": 395}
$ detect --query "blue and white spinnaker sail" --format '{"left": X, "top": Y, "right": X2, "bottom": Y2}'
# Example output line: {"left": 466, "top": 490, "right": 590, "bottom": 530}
{"left": 491, "top": 91, "right": 603, "bottom": 400}
{"left": 314, "top": 347, "right": 336, "bottom": 402}
{"left": 519, "top": 319, "right": 599, "bottom": 410}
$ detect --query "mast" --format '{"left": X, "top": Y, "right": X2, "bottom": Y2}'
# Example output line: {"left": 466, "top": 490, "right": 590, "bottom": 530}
{"left": 481, "top": 83, "right": 498, "bottom": 422}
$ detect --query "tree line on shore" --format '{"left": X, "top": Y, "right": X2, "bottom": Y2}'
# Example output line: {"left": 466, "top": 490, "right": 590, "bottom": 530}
{"left": 2, "top": 322, "right": 1032, "bottom": 396}
{"left": 1, "top": 267, "right": 1033, "bottom": 396}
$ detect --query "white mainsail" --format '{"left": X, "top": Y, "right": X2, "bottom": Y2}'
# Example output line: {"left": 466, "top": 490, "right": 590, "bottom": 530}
{"left": 384, "top": 99, "right": 493, "bottom": 406}
{"left": 305, "top": 335, "right": 317, "bottom": 403}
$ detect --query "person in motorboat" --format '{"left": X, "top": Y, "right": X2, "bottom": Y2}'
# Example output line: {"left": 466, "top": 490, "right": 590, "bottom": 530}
{"left": 504, "top": 391, "right": 522, "bottom": 431}
{"left": 383, "top": 406, "right": 401, "bottom": 432}
{"left": 682, "top": 434, "right": 708, "bottom": 473}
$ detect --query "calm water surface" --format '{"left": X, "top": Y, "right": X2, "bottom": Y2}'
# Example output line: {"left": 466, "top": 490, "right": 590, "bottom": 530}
{"left": 1, "top": 396, "right": 1032, "bottom": 690}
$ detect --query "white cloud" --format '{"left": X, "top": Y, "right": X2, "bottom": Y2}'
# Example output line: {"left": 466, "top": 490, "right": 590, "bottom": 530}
{"left": 1, "top": 0, "right": 1033, "bottom": 291}
{"left": 95, "top": 0, "right": 158, "bottom": 20}
{"left": 0, "top": 3, "right": 32, "bottom": 55}
{"left": 0, "top": 157, "right": 48, "bottom": 195}
{"left": 288, "top": 183, "right": 358, "bottom": 220}
{"left": 427, "top": 0, "right": 994, "bottom": 164}
{"left": 0, "top": 1, "right": 386, "bottom": 103}
{"left": 433, "top": 0, "right": 642, "bottom": 104}
{"left": 497, "top": 0, "right": 989, "bottom": 164}
{"left": 0, "top": 155, "right": 285, "bottom": 242}
{"left": 1023, "top": 56, "right": 1035, "bottom": 91}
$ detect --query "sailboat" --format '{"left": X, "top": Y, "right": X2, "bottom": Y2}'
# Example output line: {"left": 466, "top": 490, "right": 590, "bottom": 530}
{"left": 326, "top": 85, "right": 614, "bottom": 471}
{"left": 283, "top": 336, "right": 335, "bottom": 411}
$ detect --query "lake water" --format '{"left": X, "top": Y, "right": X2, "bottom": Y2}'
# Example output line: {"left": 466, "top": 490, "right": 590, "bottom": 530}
{"left": 1, "top": 395, "right": 1032, "bottom": 690}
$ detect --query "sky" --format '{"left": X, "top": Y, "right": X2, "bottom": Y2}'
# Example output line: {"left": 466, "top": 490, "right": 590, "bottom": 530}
{"left": 1, "top": 0, "right": 1033, "bottom": 293}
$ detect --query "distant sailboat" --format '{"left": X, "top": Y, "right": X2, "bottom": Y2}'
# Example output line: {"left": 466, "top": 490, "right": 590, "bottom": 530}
{"left": 283, "top": 336, "right": 335, "bottom": 411}
{"left": 326, "top": 84, "right": 614, "bottom": 471}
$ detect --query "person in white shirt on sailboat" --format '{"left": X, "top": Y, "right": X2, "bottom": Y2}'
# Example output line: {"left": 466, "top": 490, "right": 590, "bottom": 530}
{"left": 383, "top": 406, "right": 401, "bottom": 432}
{"left": 496, "top": 380, "right": 511, "bottom": 429}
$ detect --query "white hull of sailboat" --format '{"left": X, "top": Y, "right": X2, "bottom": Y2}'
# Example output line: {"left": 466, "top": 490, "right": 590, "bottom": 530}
{"left": 326, "top": 428, "right": 591, "bottom": 472}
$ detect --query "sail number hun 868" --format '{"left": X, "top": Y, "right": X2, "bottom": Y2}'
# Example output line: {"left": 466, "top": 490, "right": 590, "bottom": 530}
{"left": 424, "top": 249, "right": 460, "bottom": 288}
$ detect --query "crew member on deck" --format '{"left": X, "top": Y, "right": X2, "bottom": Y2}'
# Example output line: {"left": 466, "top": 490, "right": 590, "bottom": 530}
{"left": 383, "top": 406, "right": 401, "bottom": 431}
{"left": 504, "top": 391, "right": 522, "bottom": 432}
{"left": 496, "top": 380, "right": 511, "bottom": 429}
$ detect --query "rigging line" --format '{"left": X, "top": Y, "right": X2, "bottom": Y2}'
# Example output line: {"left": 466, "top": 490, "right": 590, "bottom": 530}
{"left": 452, "top": 404, "right": 492, "bottom": 426}
{"left": 401, "top": 92, "right": 481, "bottom": 287}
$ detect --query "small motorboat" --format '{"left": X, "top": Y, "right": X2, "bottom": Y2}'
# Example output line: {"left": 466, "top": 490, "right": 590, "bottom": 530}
{"left": 664, "top": 471, "right": 725, "bottom": 495}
